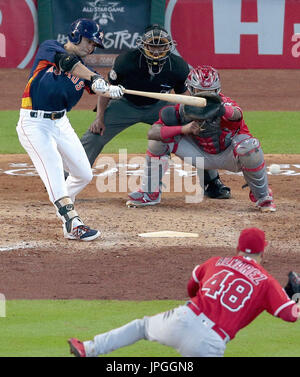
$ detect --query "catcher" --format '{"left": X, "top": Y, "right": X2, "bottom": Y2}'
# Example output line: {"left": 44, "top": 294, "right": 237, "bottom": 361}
{"left": 126, "top": 65, "right": 276, "bottom": 212}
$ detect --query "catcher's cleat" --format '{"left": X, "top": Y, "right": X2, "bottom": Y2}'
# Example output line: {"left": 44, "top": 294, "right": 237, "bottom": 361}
{"left": 63, "top": 217, "right": 100, "bottom": 241}
{"left": 126, "top": 190, "right": 161, "bottom": 208}
{"left": 204, "top": 178, "right": 231, "bottom": 199}
{"left": 68, "top": 338, "right": 86, "bottom": 357}
{"left": 256, "top": 197, "right": 276, "bottom": 212}
{"left": 249, "top": 188, "right": 276, "bottom": 212}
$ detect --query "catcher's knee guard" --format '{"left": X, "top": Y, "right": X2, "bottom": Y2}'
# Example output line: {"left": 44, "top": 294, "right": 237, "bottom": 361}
{"left": 233, "top": 136, "right": 269, "bottom": 200}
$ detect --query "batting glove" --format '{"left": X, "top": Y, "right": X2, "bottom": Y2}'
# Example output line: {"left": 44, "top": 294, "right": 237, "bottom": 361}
{"left": 91, "top": 76, "right": 109, "bottom": 94}
{"left": 108, "top": 85, "right": 124, "bottom": 99}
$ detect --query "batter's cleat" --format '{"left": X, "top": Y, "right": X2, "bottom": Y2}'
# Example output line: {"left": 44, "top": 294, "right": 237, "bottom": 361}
{"left": 204, "top": 178, "right": 231, "bottom": 199}
{"left": 63, "top": 217, "right": 100, "bottom": 241}
{"left": 126, "top": 190, "right": 161, "bottom": 208}
{"left": 249, "top": 188, "right": 276, "bottom": 212}
{"left": 68, "top": 338, "right": 86, "bottom": 357}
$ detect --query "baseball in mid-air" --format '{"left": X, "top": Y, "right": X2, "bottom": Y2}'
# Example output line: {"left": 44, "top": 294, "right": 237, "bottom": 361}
{"left": 269, "top": 164, "right": 281, "bottom": 174}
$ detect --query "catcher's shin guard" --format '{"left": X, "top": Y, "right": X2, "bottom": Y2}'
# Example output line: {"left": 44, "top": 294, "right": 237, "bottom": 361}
{"left": 234, "top": 137, "right": 268, "bottom": 196}
{"left": 54, "top": 196, "right": 100, "bottom": 240}
{"left": 234, "top": 136, "right": 276, "bottom": 212}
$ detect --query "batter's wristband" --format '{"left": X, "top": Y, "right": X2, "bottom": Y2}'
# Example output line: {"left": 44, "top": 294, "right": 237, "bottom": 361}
{"left": 223, "top": 105, "right": 235, "bottom": 119}
{"left": 160, "top": 125, "right": 183, "bottom": 140}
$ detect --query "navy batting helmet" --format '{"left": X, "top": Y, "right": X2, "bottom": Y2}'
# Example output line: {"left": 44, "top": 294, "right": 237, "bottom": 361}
{"left": 68, "top": 18, "right": 104, "bottom": 49}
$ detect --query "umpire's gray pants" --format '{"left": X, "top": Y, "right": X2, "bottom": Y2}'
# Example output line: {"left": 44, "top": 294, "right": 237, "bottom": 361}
{"left": 80, "top": 97, "right": 170, "bottom": 167}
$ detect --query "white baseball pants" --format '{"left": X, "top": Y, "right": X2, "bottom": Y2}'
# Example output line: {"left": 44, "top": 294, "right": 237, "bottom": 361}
{"left": 17, "top": 109, "right": 93, "bottom": 203}
{"left": 83, "top": 305, "right": 227, "bottom": 357}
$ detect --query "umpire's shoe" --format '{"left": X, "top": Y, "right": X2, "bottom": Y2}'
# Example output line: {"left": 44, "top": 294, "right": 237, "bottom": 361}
{"left": 204, "top": 176, "right": 231, "bottom": 199}
{"left": 63, "top": 217, "right": 100, "bottom": 241}
{"left": 68, "top": 338, "right": 86, "bottom": 357}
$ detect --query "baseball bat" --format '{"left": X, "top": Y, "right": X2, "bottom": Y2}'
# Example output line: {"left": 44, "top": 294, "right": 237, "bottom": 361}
{"left": 101, "top": 89, "right": 207, "bottom": 107}
{"left": 123, "top": 89, "right": 207, "bottom": 107}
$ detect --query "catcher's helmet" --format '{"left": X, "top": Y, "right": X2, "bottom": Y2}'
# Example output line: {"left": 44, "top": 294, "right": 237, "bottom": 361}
{"left": 186, "top": 66, "right": 221, "bottom": 95}
{"left": 68, "top": 18, "right": 104, "bottom": 49}
{"left": 136, "top": 24, "right": 176, "bottom": 74}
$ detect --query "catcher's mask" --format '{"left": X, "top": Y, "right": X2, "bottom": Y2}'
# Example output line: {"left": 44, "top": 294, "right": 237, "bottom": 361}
{"left": 136, "top": 24, "right": 176, "bottom": 75}
{"left": 186, "top": 66, "right": 221, "bottom": 96}
{"left": 68, "top": 18, "right": 104, "bottom": 51}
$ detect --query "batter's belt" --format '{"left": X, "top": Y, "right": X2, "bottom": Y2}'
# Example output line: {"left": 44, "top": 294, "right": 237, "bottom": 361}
{"left": 30, "top": 110, "right": 65, "bottom": 120}
{"left": 20, "top": 109, "right": 66, "bottom": 120}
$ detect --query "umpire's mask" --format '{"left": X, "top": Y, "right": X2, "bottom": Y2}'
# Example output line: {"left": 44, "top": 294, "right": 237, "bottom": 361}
{"left": 136, "top": 24, "right": 176, "bottom": 75}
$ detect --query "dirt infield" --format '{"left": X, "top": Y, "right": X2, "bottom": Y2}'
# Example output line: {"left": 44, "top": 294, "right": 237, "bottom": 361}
{"left": 0, "top": 153, "right": 299, "bottom": 300}
{"left": 0, "top": 68, "right": 299, "bottom": 301}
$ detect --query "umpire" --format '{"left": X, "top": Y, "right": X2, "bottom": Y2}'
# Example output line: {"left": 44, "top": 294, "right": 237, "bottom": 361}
{"left": 80, "top": 24, "right": 230, "bottom": 199}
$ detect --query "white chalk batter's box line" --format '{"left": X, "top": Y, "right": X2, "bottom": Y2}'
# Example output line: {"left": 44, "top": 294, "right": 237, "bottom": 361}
{"left": 1, "top": 162, "right": 300, "bottom": 177}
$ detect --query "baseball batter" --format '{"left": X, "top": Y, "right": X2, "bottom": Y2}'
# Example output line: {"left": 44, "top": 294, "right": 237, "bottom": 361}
{"left": 80, "top": 24, "right": 230, "bottom": 201}
{"left": 68, "top": 227, "right": 300, "bottom": 357}
{"left": 127, "top": 66, "right": 276, "bottom": 212}
{"left": 16, "top": 18, "right": 123, "bottom": 241}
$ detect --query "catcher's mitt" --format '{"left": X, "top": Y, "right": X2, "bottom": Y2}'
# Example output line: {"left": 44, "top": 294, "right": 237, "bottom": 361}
{"left": 182, "top": 92, "right": 225, "bottom": 121}
{"left": 284, "top": 271, "right": 300, "bottom": 301}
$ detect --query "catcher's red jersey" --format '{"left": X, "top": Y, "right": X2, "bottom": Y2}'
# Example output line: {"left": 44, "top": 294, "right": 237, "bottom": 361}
{"left": 188, "top": 256, "right": 295, "bottom": 340}
{"left": 219, "top": 93, "right": 250, "bottom": 135}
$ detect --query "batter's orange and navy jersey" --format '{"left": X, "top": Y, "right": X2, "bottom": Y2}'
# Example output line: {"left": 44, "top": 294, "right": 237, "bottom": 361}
{"left": 21, "top": 40, "right": 94, "bottom": 112}
{"left": 187, "top": 256, "right": 297, "bottom": 340}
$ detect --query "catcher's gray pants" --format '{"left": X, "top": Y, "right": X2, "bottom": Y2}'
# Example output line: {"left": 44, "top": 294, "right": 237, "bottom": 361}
{"left": 83, "top": 305, "right": 226, "bottom": 357}
{"left": 81, "top": 97, "right": 171, "bottom": 167}
{"left": 174, "top": 134, "right": 269, "bottom": 200}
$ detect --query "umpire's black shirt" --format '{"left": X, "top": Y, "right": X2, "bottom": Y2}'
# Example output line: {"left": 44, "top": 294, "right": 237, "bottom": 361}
{"left": 107, "top": 49, "right": 190, "bottom": 106}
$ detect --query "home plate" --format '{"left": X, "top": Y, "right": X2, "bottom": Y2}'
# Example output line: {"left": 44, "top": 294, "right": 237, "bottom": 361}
{"left": 138, "top": 231, "right": 199, "bottom": 238}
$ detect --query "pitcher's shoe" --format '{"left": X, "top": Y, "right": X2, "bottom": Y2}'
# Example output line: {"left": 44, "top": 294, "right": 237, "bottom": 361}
{"left": 63, "top": 217, "right": 100, "bottom": 241}
{"left": 204, "top": 178, "right": 231, "bottom": 199}
{"left": 126, "top": 190, "right": 161, "bottom": 207}
{"left": 249, "top": 188, "right": 276, "bottom": 212}
{"left": 68, "top": 338, "right": 86, "bottom": 357}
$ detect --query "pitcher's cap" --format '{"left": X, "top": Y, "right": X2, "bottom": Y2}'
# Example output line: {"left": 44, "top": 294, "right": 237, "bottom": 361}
{"left": 238, "top": 228, "right": 268, "bottom": 254}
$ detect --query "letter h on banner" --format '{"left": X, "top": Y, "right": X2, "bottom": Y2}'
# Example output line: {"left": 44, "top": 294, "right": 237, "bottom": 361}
{"left": 213, "top": 0, "right": 285, "bottom": 55}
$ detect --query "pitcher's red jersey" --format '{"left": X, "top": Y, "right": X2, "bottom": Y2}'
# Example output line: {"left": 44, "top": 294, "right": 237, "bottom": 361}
{"left": 188, "top": 256, "right": 296, "bottom": 340}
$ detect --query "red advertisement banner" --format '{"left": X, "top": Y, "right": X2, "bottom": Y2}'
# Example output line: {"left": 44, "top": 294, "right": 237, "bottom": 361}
{"left": 0, "top": 0, "right": 38, "bottom": 68}
{"left": 166, "top": 0, "right": 300, "bottom": 68}
{"left": 1, "top": 0, "right": 300, "bottom": 69}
